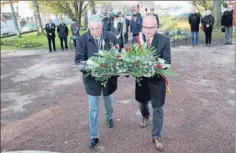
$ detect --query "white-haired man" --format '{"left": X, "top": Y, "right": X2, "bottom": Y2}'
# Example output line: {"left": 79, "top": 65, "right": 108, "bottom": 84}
{"left": 75, "top": 15, "right": 118, "bottom": 148}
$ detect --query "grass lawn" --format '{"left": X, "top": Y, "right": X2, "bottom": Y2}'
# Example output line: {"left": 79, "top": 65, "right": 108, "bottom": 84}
{"left": 1, "top": 27, "right": 87, "bottom": 52}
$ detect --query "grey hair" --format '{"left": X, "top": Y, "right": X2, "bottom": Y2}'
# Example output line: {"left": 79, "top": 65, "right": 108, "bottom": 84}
{"left": 205, "top": 10, "right": 212, "bottom": 16}
{"left": 88, "top": 15, "right": 103, "bottom": 26}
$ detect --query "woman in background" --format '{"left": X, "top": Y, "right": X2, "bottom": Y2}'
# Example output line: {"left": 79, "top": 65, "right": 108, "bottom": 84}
{"left": 201, "top": 10, "right": 214, "bottom": 46}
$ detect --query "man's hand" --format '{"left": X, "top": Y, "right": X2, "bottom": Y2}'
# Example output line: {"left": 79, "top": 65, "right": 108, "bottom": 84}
{"left": 206, "top": 24, "right": 210, "bottom": 28}
{"left": 77, "top": 61, "right": 87, "bottom": 71}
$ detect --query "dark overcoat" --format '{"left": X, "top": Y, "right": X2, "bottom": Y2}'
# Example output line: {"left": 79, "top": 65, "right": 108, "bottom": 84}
{"left": 135, "top": 33, "right": 171, "bottom": 108}
{"left": 75, "top": 31, "right": 118, "bottom": 96}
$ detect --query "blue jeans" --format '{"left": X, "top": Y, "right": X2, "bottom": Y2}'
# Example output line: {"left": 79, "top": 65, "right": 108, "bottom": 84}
{"left": 140, "top": 102, "right": 164, "bottom": 138}
{"left": 88, "top": 94, "right": 114, "bottom": 138}
{"left": 191, "top": 31, "right": 199, "bottom": 45}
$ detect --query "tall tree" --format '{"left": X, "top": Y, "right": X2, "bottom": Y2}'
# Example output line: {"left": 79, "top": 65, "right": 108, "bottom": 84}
{"left": 38, "top": 0, "right": 91, "bottom": 26}
{"left": 9, "top": 0, "right": 21, "bottom": 37}
{"left": 212, "top": 0, "right": 224, "bottom": 28}
{"left": 32, "top": 0, "right": 44, "bottom": 35}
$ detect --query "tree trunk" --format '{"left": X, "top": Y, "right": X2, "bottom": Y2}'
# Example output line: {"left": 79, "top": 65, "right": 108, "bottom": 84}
{"left": 9, "top": 0, "right": 21, "bottom": 37}
{"left": 84, "top": 10, "right": 88, "bottom": 27}
{"left": 91, "top": 0, "right": 96, "bottom": 15}
{"left": 32, "top": 0, "right": 44, "bottom": 35}
{"left": 213, "top": 0, "right": 223, "bottom": 28}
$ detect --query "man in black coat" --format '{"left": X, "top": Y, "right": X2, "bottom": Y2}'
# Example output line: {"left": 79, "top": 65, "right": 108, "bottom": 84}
{"left": 135, "top": 15, "right": 171, "bottom": 151}
{"left": 57, "top": 19, "right": 69, "bottom": 51}
{"left": 45, "top": 19, "right": 56, "bottom": 52}
{"left": 102, "top": 11, "right": 113, "bottom": 32}
{"left": 221, "top": 7, "right": 233, "bottom": 45}
{"left": 188, "top": 8, "right": 201, "bottom": 47}
{"left": 75, "top": 15, "right": 118, "bottom": 148}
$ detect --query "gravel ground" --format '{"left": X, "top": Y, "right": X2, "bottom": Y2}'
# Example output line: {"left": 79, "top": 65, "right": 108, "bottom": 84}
{"left": 1, "top": 42, "right": 235, "bottom": 153}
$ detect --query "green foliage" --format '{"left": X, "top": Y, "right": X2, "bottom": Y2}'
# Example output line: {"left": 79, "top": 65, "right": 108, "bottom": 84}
{"left": 160, "top": 15, "right": 179, "bottom": 31}
{"left": 1, "top": 27, "right": 87, "bottom": 51}
{"left": 83, "top": 44, "right": 176, "bottom": 87}
{"left": 1, "top": 39, "right": 43, "bottom": 48}
{"left": 189, "top": 0, "right": 213, "bottom": 14}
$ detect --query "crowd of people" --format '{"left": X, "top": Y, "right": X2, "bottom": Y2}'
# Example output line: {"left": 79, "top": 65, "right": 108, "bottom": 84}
{"left": 44, "top": 7, "right": 161, "bottom": 53}
{"left": 189, "top": 4, "right": 234, "bottom": 47}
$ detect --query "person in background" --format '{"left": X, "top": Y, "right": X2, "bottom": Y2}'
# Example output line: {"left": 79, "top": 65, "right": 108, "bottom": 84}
{"left": 75, "top": 15, "right": 118, "bottom": 148}
{"left": 201, "top": 10, "right": 214, "bottom": 46}
{"left": 71, "top": 19, "right": 80, "bottom": 47}
{"left": 124, "top": 13, "right": 131, "bottom": 44}
{"left": 188, "top": 8, "right": 201, "bottom": 47}
{"left": 112, "top": 14, "right": 124, "bottom": 52}
{"left": 57, "top": 19, "right": 69, "bottom": 51}
{"left": 102, "top": 10, "right": 113, "bottom": 32}
{"left": 45, "top": 19, "right": 56, "bottom": 52}
{"left": 150, "top": 8, "right": 160, "bottom": 29}
{"left": 136, "top": 6, "right": 143, "bottom": 32}
{"left": 221, "top": 5, "right": 233, "bottom": 45}
{"left": 130, "top": 14, "right": 141, "bottom": 44}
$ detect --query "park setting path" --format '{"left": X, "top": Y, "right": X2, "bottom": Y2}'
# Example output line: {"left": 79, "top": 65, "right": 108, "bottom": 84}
{"left": 1, "top": 43, "right": 235, "bottom": 153}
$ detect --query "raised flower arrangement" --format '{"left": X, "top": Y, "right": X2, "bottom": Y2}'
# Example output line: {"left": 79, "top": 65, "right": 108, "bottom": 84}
{"left": 82, "top": 44, "right": 176, "bottom": 89}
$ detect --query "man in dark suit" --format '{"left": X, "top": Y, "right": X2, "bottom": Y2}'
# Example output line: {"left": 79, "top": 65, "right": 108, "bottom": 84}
{"left": 75, "top": 15, "right": 118, "bottom": 148}
{"left": 57, "top": 19, "right": 69, "bottom": 51}
{"left": 45, "top": 19, "right": 56, "bottom": 52}
{"left": 135, "top": 15, "right": 171, "bottom": 151}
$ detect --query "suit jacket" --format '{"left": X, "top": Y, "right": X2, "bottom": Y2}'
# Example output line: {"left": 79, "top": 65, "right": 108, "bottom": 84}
{"left": 75, "top": 31, "right": 118, "bottom": 96}
{"left": 135, "top": 33, "right": 171, "bottom": 108}
{"left": 45, "top": 23, "right": 56, "bottom": 37}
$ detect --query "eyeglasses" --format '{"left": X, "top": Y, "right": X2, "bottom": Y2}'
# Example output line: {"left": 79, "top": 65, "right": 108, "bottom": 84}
{"left": 142, "top": 25, "right": 157, "bottom": 30}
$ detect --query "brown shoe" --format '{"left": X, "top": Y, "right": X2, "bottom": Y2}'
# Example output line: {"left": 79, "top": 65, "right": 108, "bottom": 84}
{"left": 140, "top": 117, "right": 148, "bottom": 128}
{"left": 152, "top": 138, "right": 163, "bottom": 152}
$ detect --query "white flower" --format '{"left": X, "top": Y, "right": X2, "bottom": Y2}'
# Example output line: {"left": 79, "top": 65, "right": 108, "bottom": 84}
{"left": 86, "top": 58, "right": 94, "bottom": 66}
{"left": 158, "top": 58, "right": 165, "bottom": 65}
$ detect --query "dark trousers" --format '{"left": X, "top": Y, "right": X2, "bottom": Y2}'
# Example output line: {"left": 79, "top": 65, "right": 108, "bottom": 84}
{"left": 204, "top": 27, "right": 212, "bottom": 45}
{"left": 124, "top": 32, "right": 128, "bottom": 43}
{"left": 118, "top": 34, "right": 124, "bottom": 52}
{"left": 59, "top": 37, "right": 68, "bottom": 50}
{"left": 73, "top": 39, "right": 77, "bottom": 47}
{"left": 139, "top": 101, "right": 164, "bottom": 138}
{"left": 47, "top": 36, "right": 56, "bottom": 51}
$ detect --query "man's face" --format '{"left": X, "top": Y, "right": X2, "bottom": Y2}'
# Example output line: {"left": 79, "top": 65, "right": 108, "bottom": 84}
{"left": 192, "top": 8, "right": 196, "bottom": 13}
{"left": 150, "top": 10, "right": 154, "bottom": 14}
{"left": 89, "top": 22, "right": 102, "bottom": 38}
{"left": 48, "top": 19, "right": 52, "bottom": 23}
{"left": 133, "top": 16, "right": 137, "bottom": 21}
{"left": 142, "top": 18, "right": 156, "bottom": 38}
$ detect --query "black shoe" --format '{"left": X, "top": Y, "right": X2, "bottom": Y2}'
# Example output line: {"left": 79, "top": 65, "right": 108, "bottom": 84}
{"left": 106, "top": 118, "right": 114, "bottom": 128}
{"left": 49, "top": 50, "right": 52, "bottom": 53}
{"left": 54, "top": 50, "right": 57, "bottom": 52}
{"left": 88, "top": 138, "right": 99, "bottom": 148}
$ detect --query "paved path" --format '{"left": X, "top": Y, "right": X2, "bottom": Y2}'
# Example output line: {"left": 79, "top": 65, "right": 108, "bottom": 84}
{"left": 1, "top": 44, "right": 235, "bottom": 153}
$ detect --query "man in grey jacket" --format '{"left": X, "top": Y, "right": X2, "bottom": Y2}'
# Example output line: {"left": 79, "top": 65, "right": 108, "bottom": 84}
{"left": 75, "top": 15, "right": 118, "bottom": 148}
